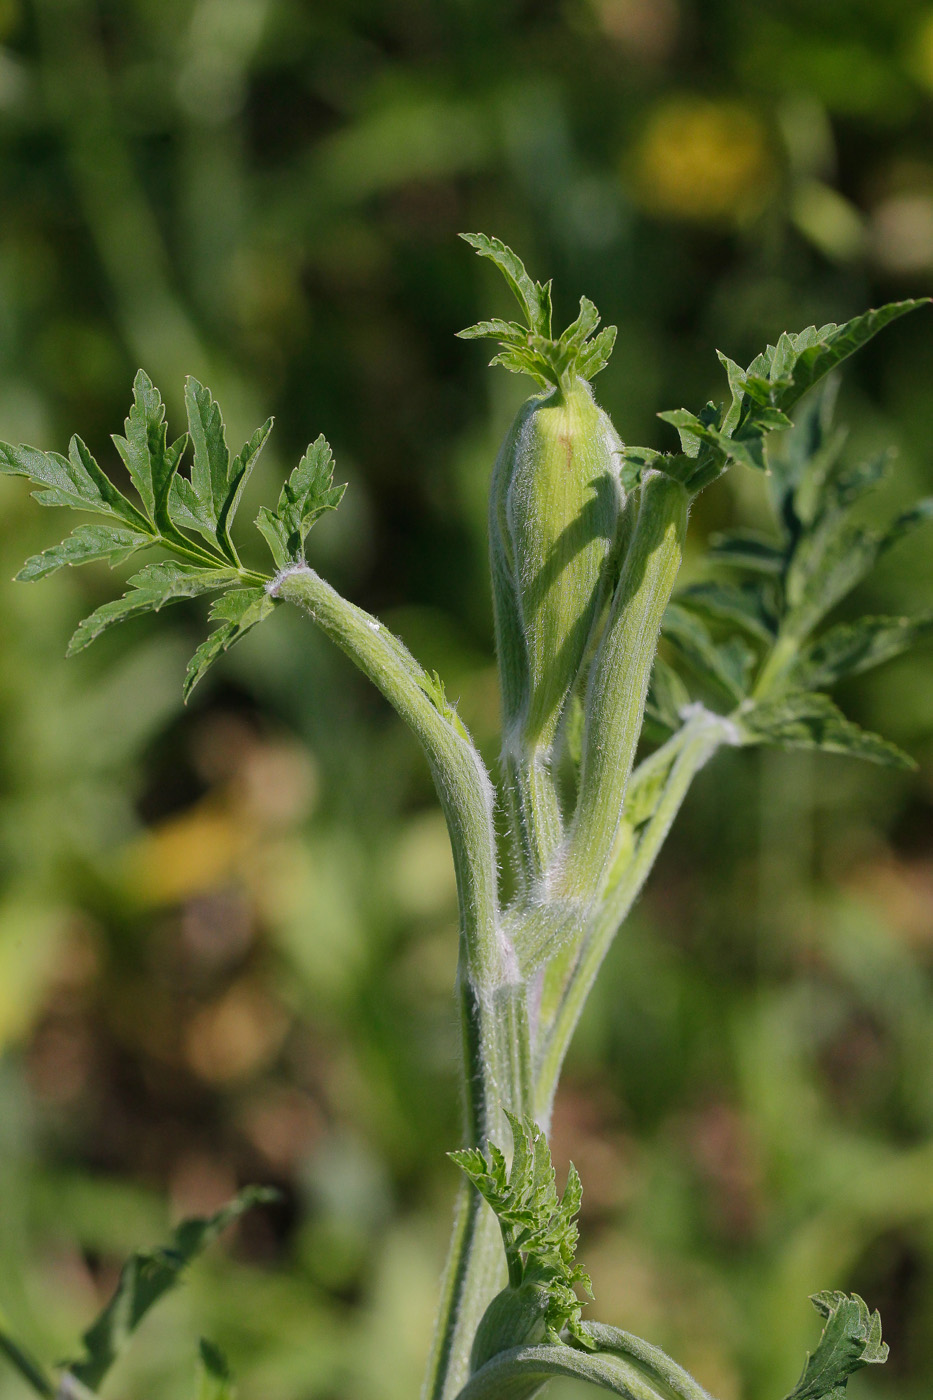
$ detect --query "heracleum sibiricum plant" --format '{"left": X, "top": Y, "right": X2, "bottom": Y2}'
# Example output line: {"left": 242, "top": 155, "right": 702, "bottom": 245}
{"left": 0, "top": 232, "right": 929, "bottom": 1400}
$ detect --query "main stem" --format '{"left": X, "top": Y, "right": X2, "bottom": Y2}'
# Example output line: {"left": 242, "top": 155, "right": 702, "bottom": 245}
{"left": 273, "top": 568, "right": 533, "bottom": 1400}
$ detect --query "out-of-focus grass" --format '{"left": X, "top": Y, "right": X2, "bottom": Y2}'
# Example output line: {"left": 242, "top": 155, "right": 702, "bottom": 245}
{"left": 1, "top": 2, "right": 933, "bottom": 1397}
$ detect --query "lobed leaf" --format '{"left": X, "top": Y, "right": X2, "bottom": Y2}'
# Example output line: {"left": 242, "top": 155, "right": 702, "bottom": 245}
{"left": 793, "top": 614, "right": 933, "bottom": 690}
{"left": 0, "top": 437, "right": 151, "bottom": 529}
{"left": 112, "top": 369, "right": 186, "bottom": 531}
{"left": 459, "top": 233, "right": 552, "bottom": 338}
{"left": 451, "top": 1114, "right": 593, "bottom": 1347}
{"left": 256, "top": 433, "right": 346, "bottom": 569}
{"left": 784, "top": 1292, "right": 888, "bottom": 1400}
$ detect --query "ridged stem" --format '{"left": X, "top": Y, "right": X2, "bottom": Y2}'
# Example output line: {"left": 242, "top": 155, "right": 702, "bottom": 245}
{"left": 558, "top": 474, "right": 689, "bottom": 904}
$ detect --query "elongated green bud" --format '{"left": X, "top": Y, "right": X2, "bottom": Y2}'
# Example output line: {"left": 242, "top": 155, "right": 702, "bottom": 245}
{"left": 491, "top": 378, "right": 624, "bottom": 749}
{"left": 459, "top": 233, "right": 625, "bottom": 881}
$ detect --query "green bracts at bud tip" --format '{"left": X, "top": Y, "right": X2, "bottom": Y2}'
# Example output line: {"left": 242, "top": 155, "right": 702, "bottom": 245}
{"left": 491, "top": 378, "right": 625, "bottom": 750}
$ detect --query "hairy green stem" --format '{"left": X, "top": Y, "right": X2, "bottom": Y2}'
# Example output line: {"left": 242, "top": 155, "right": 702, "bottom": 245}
{"left": 275, "top": 566, "right": 534, "bottom": 1400}
{"left": 534, "top": 709, "right": 730, "bottom": 1121}
{"left": 560, "top": 475, "right": 689, "bottom": 904}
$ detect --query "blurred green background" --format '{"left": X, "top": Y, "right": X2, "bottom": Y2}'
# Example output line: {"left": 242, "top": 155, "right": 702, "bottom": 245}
{"left": 2, "top": 1, "right": 933, "bottom": 1397}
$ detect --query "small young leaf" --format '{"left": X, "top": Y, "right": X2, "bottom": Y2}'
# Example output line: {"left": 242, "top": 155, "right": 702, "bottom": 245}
{"left": 67, "top": 1187, "right": 277, "bottom": 1394}
{"left": 645, "top": 655, "right": 691, "bottom": 734}
{"left": 67, "top": 561, "right": 239, "bottom": 655}
{"left": 197, "top": 1339, "right": 235, "bottom": 1400}
{"left": 741, "top": 692, "right": 914, "bottom": 769}
{"left": 16, "top": 524, "right": 151, "bottom": 581}
{"left": 451, "top": 1114, "right": 593, "bottom": 1350}
{"left": 784, "top": 1291, "right": 888, "bottom": 1400}
{"left": 459, "top": 233, "right": 552, "bottom": 337}
{"left": 183, "top": 586, "right": 279, "bottom": 700}
{"left": 256, "top": 434, "right": 346, "bottom": 569}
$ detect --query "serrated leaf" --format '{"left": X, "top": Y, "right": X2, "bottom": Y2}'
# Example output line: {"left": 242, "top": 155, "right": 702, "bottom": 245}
{"left": 460, "top": 233, "right": 552, "bottom": 337}
{"left": 184, "top": 586, "right": 278, "bottom": 700}
{"left": 67, "top": 1187, "right": 277, "bottom": 1394}
{"left": 257, "top": 434, "right": 346, "bottom": 568}
{"left": 575, "top": 324, "right": 618, "bottom": 382}
{"left": 184, "top": 377, "right": 241, "bottom": 557}
{"left": 67, "top": 562, "right": 239, "bottom": 655}
{"left": 785, "top": 498, "right": 933, "bottom": 641}
{"left": 784, "top": 1291, "right": 888, "bottom": 1400}
{"left": 777, "top": 301, "right": 927, "bottom": 413}
{"left": 197, "top": 1339, "right": 235, "bottom": 1400}
{"left": 0, "top": 437, "right": 151, "bottom": 530}
{"left": 450, "top": 1114, "right": 593, "bottom": 1348}
{"left": 16, "top": 524, "right": 151, "bottom": 581}
{"left": 741, "top": 692, "right": 914, "bottom": 768}
{"left": 218, "top": 417, "right": 273, "bottom": 544}
{"left": 112, "top": 369, "right": 186, "bottom": 531}
{"left": 457, "top": 318, "right": 528, "bottom": 342}
{"left": 794, "top": 615, "right": 933, "bottom": 690}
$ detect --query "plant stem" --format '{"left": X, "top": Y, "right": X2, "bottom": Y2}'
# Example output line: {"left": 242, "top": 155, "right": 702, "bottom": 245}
{"left": 534, "top": 708, "right": 731, "bottom": 1121}
{"left": 560, "top": 475, "right": 689, "bottom": 904}
{"left": 275, "top": 566, "right": 534, "bottom": 1400}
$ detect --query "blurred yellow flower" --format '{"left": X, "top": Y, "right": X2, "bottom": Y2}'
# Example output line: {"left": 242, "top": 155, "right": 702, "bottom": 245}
{"left": 630, "top": 97, "right": 774, "bottom": 223}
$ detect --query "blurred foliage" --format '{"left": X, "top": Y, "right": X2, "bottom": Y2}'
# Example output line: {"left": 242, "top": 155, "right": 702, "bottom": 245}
{"left": 1, "top": 1, "right": 933, "bottom": 1398}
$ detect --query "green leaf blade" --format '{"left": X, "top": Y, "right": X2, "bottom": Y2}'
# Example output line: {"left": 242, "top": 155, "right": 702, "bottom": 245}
{"left": 67, "top": 562, "right": 239, "bottom": 656}
{"left": 69, "top": 1187, "right": 277, "bottom": 1394}
{"left": 785, "top": 1292, "right": 888, "bottom": 1400}
{"left": 741, "top": 692, "right": 915, "bottom": 769}
{"left": 16, "top": 524, "right": 152, "bottom": 581}
{"left": 184, "top": 586, "right": 279, "bottom": 700}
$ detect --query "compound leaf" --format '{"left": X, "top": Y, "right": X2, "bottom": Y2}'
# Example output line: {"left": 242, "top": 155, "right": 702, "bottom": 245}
{"left": 784, "top": 1292, "right": 888, "bottom": 1400}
